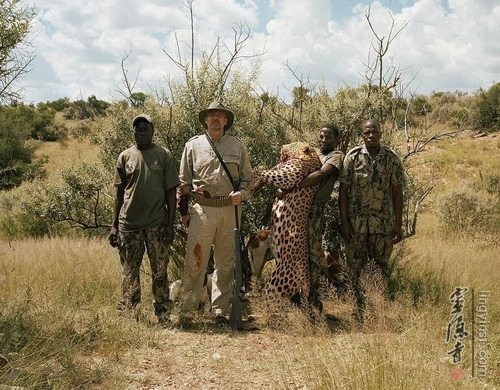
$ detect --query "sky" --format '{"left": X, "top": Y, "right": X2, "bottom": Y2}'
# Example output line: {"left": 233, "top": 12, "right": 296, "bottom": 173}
{"left": 19, "top": 0, "right": 500, "bottom": 104}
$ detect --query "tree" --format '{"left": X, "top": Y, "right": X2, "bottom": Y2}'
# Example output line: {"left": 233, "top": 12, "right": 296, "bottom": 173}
{"left": 0, "top": 127, "right": 33, "bottom": 190}
{"left": 39, "top": 97, "right": 72, "bottom": 112}
{"left": 0, "top": 0, "right": 36, "bottom": 103}
{"left": 474, "top": 82, "right": 500, "bottom": 132}
{"left": 62, "top": 95, "right": 111, "bottom": 120}
{"left": 19, "top": 163, "right": 113, "bottom": 233}
{"left": 0, "top": 105, "right": 47, "bottom": 191}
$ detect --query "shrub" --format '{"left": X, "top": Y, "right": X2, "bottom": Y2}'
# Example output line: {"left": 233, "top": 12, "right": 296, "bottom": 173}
{"left": 437, "top": 188, "right": 499, "bottom": 235}
{"left": 32, "top": 122, "right": 68, "bottom": 142}
{"left": 1, "top": 163, "right": 114, "bottom": 239}
{"left": 479, "top": 171, "right": 500, "bottom": 197}
{"left": 0, "top": 212, "right": 59, "bottom": 239}
{"left": 474, "top": 82, "right": 500, "bottom": 132}
{"left": 0, "top": 129, "right": 46, "bottom": 191}
{"left": 70, "top": 121, "right": 92, "bottom": 140}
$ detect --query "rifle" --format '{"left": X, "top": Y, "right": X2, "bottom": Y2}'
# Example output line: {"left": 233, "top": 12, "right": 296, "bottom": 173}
{"left": 228, "top": 211, "right": 244, "bottom": 330}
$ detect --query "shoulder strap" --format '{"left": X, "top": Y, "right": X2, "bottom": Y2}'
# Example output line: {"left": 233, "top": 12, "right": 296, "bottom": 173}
{"left": 205, "top": 133, "right": 239, "bottom": 191}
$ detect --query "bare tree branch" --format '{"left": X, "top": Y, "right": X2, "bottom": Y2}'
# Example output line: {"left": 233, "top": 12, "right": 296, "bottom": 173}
{"left": 364, "top": 6, "right": 409, "bottom": 90}
{"left": 0, "top": 1, "right": 36, "bottom": 103}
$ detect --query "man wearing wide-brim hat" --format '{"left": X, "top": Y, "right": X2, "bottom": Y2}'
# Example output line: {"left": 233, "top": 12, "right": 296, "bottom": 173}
{"left": 198, "top": 100, "right": 235, "bottom": 132}
{"left": 177, "top": 100, "right": 253, "bottom": 325}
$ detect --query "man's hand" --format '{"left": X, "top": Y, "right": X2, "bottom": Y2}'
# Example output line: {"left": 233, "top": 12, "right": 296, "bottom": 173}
{"left": 161, "top": 225, "right": 175, "bottom": 244}
{"left": 157, "top": 224, "right": 175, "bottom": 244}
{"left": 229, "top": 191, "right": 242, "bottom": 205}
{"left": 339, "top": 222, "right": 354, "bottom": 244}
{"left": 391, "top": 226, "right": 403, "bottom": 244}
{"left": 181, "top": 214, "right": 191, "bottom": 228}
{"left": 276, "top": 188, "right": 294, "bottom": 199}
{"left": 177, "top": 194, "right": 190, "bottom": 216}
{"left": 108, "top": 226, "right": 119, "bottom": 248}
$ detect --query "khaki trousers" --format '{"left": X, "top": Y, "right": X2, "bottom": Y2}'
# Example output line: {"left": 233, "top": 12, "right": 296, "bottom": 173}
{"left": 181, "top": 203, "right": 241, "bottom": 315}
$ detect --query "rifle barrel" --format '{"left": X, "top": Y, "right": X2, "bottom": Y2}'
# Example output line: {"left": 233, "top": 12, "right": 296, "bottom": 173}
{"left": 229, "top": 226, "right": 243, "bottom": 330}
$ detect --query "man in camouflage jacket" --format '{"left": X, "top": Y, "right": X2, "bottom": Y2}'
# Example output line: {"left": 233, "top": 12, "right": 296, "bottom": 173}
{"left": 339, "top": 119, "right": 405, "bottom": 322}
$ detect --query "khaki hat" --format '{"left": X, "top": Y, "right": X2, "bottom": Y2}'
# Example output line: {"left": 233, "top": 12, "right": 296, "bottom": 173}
{"left": 132, "top": 114, "right": 153, "bottom": 129}
{"left": 199, "top": 101, "right": 234, "bottom": 131}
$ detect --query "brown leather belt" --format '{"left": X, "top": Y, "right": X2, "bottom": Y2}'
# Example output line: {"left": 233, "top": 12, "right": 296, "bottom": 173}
{"left": 192, "top": 192, "right": 233, "bottom": 207}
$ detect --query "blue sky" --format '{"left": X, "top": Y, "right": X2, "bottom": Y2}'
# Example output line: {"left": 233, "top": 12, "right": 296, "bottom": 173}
{"left": 21, "top": 0, "right": 500, "bottom": 104}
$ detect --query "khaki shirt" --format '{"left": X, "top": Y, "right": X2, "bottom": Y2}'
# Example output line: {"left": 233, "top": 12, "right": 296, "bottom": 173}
{"left": 179, "top": 133, "right": 253, "bottom": 201}
{"left": 339, "top": 144, "right": 405, "bottom": 234}
{"left": 313, "top": 149, "right": 344, "bottom": 205}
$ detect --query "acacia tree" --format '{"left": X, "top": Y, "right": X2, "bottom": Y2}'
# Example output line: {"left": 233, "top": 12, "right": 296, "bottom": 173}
{"left": 19, "top": 163, "right": 113, "bottom": 233}
{"left": 0, "top": 104, "right": 50, "bottom": 191}
{"left": 0, "top": 0, "right": 35, "bottom": 103}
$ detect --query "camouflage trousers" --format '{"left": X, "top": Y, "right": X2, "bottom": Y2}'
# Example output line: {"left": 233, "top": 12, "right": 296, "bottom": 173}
{"left": 308, "top": 203, "right": 327, "bottom": 309}
{"left": 117, "top": 224, "right": 172, "bottom": 319}
{"left": 344, "top": 232, "right": 393, "bottom": 317}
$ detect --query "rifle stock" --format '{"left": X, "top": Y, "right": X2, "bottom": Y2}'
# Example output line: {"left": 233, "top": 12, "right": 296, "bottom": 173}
{"left": 229, "top": 226, "right": 244, "bottom": 330}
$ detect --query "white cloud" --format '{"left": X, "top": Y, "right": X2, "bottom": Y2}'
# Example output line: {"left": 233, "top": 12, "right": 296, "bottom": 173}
{"left": 19, "top": 0, "right": 500, "bottom": 104}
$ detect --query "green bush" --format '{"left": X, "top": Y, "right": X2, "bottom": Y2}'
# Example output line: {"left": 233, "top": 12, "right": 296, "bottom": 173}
{"left": 33, "top": 122, "right": 68, "bottom": 142}
{"left": 63, "top": 95, "right": 111, "bottom": 120}
{"left": 0, "top": 127, "right": 42, "bottom": 191}
{"left": 70, "top": 121, "right": 92, "bottom": 140}
{"left": 1, "top": 163, "right": 114, "bottom": 239}
{"left": 0, "top": 212, "right": 59, "bottom": 240}
{"left": 474, "top": 82, "right": 500, "bottom": 132}
{"left": 38, "top": 97, "right": 72, "bottom": 112}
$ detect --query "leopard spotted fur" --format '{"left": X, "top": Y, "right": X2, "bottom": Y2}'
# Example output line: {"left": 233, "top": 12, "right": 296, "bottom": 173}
{"left": 250, "top": 142, "right": 321, "bottom": 306}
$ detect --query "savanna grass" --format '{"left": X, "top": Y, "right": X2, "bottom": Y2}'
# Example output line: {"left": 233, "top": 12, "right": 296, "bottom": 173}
{"left": 1, "top": 224, "right": 499, "bottom": 388}
{"left": 0, "top": 238, "right": 166, "bottom": 388}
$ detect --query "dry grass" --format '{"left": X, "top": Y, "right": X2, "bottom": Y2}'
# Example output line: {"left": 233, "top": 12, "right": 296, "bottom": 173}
{"left": 33, "top": 137, "right": 100, "bottom": 183}
{"left": 0, "top": 131, "right": 499, "bottom": 388}
{"left": 1, "top": 229, "right": 498, "bottom": 389}
{"left": 408, "top": 131, "right": 500, "bottom": 198}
